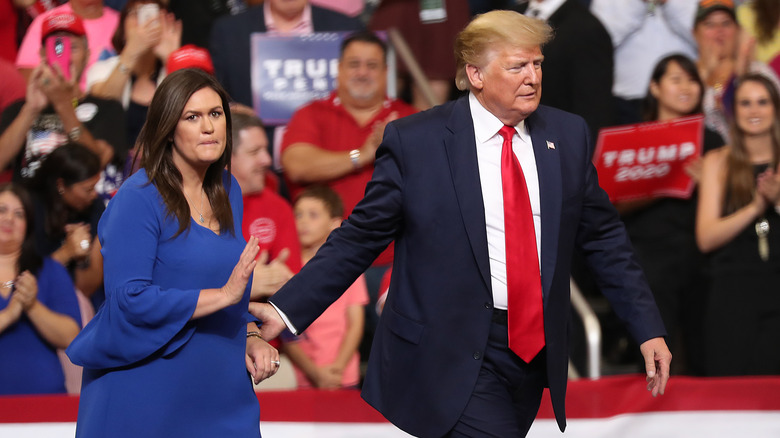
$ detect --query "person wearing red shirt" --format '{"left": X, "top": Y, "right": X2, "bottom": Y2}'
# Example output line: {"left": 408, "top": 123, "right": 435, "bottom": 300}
{"left": 281, "top": 30, "right": 416, "bottom": 343}
{"left": 231, "top": 112, "right": 301, "bottom": 302}
{"left": 281, "top": 31, "right": 415, "bottom": 263}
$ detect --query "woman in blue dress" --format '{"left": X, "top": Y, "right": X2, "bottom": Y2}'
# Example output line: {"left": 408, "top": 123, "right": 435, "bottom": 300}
{"left": 0, "top": 183, "right": 81, "bottom": 395}
{"left": 66, "top": 68, "right": 279, "bottom": 437}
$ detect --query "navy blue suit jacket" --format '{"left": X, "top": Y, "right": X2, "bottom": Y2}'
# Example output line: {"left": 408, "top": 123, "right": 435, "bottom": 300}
{"left": 209, "top": 6, "right": 363, "bottom": 106}
{"left": 271, "top": 96, "right": 666, "bottom": 437}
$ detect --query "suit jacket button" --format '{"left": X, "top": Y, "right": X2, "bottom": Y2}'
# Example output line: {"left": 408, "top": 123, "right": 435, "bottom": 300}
{"left": 484, "top": 303, "right": 491, "bottom": 309}
{"left": 473, "top": 351, "right": 481, "bottom": 360}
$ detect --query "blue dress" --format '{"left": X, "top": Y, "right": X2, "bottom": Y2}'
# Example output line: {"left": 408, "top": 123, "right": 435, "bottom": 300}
{"left": 0, "top": 257, "right": 80, "bottom": 395}
{"left": 66, "top": 169, "right": 261, "bottom": 437}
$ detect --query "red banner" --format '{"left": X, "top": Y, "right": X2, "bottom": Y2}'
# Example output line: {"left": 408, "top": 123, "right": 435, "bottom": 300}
{"left": 593, "top": 116, "right": 704, "bottom": 202}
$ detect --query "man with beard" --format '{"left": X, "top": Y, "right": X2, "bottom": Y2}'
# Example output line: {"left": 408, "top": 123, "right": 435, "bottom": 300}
{"left": 281, "top": 31, "right": 416, "bottom": 219}
{"left": 280, "top": 30, "right": 416, "bottom": 347}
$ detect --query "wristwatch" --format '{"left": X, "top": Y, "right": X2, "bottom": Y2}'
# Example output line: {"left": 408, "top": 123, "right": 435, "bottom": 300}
{"left": 67, "top": 126, "right": 82, "bottom": 142}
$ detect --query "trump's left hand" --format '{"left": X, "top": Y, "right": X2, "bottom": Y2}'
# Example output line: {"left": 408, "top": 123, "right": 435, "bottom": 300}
{"left": 640, "top": 337, "right": 671, "bottom": 397}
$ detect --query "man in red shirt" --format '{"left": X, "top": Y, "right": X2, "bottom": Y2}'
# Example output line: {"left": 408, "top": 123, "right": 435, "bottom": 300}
{"left": 231, "top": 112, "right": 301, "bottom": 300}
{"left": 281, "top": 31, "right": 416, "bottom": 264}
{"left": 281, "top": 30, "right": 416, "bottom": 346}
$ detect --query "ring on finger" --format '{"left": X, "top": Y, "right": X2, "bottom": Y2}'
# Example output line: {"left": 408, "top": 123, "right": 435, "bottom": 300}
{"left": 271, "top": 360, "right": 280, "bottom": 367}
{"left": 80, "top": 239, "right": 90, "bottom": 251}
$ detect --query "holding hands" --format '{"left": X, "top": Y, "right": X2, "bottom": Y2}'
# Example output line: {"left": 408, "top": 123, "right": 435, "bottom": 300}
{"left": 248, "top": 302, "right": 287, "bottom": 341}
{"left": 245, "top": 324, "right": 280, "bottom": 384}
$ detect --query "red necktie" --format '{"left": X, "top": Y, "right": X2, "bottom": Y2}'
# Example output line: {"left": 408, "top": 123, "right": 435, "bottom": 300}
{"left": 499, "top": 125, "right": 545, "bottom": 362}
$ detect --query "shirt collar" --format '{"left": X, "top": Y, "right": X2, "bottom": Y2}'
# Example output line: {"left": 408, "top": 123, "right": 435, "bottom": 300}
{"left": 468, "top": 92, "right": 528, "bottom": 144}
{"left": 264, "top": 2, "right": 313, "bottom": 35}
{"left": 527, "top": 0, "right": 566, "bottom": 21}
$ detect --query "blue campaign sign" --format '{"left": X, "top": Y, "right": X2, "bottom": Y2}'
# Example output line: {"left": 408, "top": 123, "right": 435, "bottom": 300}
{"left": 250, "top": 31, "right": 394, "bottom": 125}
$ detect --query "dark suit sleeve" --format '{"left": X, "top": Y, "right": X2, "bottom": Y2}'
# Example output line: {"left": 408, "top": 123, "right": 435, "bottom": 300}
{"left": 270, "top": 123, "right": 404, "bottom": 331}
{"left": 209, "top": 15, "right": 234, "bottom": 99}
{"left": 573, "top": 122, "right": 666, "bottom": 344}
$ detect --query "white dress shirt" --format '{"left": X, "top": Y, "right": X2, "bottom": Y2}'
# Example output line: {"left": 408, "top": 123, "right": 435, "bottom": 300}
{"left": 590, "top": 0, "right": 698, "bottom": 100}
{"left": 276, "top": 94, "right": 545, "bottom": 333}
{"left": 469, "top": 93, "right": 541, "bottom": 311}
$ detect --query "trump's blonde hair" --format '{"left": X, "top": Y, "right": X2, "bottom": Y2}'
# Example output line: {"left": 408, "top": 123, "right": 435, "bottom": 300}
{"left": 454, "top": 10, "right": 553, "bottom": 91}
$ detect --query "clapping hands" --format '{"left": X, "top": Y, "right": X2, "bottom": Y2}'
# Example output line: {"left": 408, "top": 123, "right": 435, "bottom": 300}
{"left": 757, "top": 165, "right": 780, "bottom": 207}
{"left": 250, "top": 249, "right": 293, "bottom": 300}
{"left": 12, "top": 271, "right": 38, "bottom": 311}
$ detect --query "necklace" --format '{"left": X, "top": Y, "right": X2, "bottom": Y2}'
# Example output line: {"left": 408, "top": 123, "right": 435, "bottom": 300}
{"left": 184, "top": 189, "right": 206, "bottom": 224}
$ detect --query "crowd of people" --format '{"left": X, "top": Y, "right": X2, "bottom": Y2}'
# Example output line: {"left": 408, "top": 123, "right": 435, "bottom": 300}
{"left": 1, "top": 0, "right": 779, "bottom": 434}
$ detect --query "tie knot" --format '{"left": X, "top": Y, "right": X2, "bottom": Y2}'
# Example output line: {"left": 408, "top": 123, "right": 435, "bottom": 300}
{"left": 499, "top": 125, "right": 515, "bottom": 143}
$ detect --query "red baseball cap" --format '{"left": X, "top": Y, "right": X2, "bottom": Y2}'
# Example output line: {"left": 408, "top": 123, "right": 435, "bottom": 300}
{"left": 41, "top": 12, "right": 86, "bottom": 43}
{"left": 166, "top": 44, "right": 215, "bottom": 75}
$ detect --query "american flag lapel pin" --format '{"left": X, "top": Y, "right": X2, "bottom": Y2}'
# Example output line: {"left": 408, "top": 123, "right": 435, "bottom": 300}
{"left": 546, "top": 140, "right": 555, "bottom": 150}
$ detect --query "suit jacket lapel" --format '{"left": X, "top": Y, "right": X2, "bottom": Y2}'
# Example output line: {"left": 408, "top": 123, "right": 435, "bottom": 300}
{"left": 444, "top": 97, "right": 492, "bottom": 292}
{"left": 527, "top": 110, "right": 561, "bottom": 301}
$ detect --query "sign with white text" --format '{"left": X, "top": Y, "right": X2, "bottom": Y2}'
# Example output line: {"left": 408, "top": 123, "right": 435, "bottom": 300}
{"left": 593, "top": 116, "right": 704, "bottom": 202}
{"left": 250, "top": 31, "right": 393, "bottom": 125}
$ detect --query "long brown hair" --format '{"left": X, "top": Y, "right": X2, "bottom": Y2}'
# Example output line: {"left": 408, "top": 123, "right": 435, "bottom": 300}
{"left": 137, "top": 68, "right": 234, "bottom": 237}
{"left": 725, "top": 73, "right": 780, "bottom": 213}
{"left": 27, "top": 142, "right": 101, "bottom": 239}
{"left": 751, "top": 0, "right": 780, "bottom": 44}
{"left": 0, "top": 183, "right": 43, "bottom": 276}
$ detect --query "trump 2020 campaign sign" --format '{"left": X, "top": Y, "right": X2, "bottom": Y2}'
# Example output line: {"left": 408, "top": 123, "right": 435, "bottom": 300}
{"left": 593, "top": 116, "right": 704, "bottom": 203}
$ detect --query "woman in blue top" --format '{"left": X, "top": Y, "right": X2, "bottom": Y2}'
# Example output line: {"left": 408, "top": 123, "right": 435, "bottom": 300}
{"left": 0, "top": 183, "right": 81, "bottom": 394}
{"left": 67, "top": 68, "right": 279, "bottom": 437}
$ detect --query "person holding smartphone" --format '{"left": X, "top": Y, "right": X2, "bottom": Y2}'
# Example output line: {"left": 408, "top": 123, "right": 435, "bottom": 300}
{"left": 15, "top": 0, "right": 120, "bottom": 92}
{"left": 0, "top": 12, "right": 128, "bottom": 298}
{"left": 86, "top": 0, "right": 182, "bottom": 148}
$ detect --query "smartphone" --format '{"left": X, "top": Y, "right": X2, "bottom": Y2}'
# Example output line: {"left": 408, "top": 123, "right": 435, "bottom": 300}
{"left": 45, "top": 36, "right": 71, "bottom": 81}
{"left": 137, "top": 3, "right": 159, "bottom": 26}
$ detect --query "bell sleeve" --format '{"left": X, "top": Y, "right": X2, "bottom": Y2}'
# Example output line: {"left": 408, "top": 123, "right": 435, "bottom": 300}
{"left": 66, "top": 182, "right": 200, "bottom": 369}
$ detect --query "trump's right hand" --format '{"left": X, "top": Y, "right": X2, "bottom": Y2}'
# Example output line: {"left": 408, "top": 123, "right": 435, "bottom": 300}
{"left": 248, "top": 302, "right": 286, "bottom": 341}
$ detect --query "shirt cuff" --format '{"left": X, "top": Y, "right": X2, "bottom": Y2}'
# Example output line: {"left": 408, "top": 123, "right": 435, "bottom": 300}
{"left": 269, "top": 301, "right": 299, "bottom": 335}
